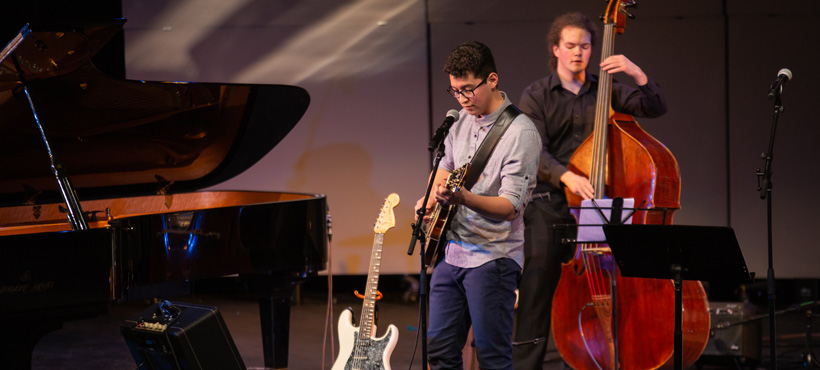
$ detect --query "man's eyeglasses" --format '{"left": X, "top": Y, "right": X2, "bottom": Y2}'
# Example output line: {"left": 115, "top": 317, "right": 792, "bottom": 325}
{"left": 446, "top": 76, "right": 487, "bottom": 99}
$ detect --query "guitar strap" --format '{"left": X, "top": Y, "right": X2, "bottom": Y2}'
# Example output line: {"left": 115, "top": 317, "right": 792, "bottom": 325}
{"left": 462, "top": 104, "right": 521, "bottom": 191}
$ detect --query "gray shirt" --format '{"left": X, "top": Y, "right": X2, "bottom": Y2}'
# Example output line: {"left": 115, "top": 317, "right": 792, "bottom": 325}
{"left": 439, "top": 92, "right": 541, "bottom": 269}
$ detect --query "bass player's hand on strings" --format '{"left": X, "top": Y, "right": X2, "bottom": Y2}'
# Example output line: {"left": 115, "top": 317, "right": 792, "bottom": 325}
{"left": 600, "top": 54, "right": 648, "bottom": 86}
{"left": 561, "top": 171, "right": 594, "bottom": 200}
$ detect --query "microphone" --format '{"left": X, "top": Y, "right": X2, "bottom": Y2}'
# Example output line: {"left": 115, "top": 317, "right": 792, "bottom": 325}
{"left": 767, "top": 68, "right": 792, "bottom": 100}
{"left": 428, "top": 109, "right": 460, "bottom": 151}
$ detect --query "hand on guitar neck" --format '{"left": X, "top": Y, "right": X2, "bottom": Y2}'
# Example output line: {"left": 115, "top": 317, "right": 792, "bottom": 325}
{"left": 419, "top": 183, "right": 518, "bottom": 224}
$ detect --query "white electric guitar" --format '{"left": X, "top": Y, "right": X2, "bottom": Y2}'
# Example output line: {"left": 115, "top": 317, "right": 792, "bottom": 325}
{"left": 332, "top": 193, "right": 400, "bottom": 370}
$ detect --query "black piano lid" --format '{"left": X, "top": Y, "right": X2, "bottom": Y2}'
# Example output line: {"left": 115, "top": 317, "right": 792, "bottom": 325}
{"left": 0, "top": 20, "right": 125, "bottom": 82}
{"left": 0, "top": 20, "right": 310, "bottom": 206}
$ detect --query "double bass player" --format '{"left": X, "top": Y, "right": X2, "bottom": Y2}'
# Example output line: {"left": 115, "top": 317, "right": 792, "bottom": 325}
{"left": 512, "top": 11, "right": 668, "bottom": 370}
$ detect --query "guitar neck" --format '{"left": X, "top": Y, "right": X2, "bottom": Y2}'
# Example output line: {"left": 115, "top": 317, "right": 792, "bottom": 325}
{"left": 358, "top": 232, "right": 384, "bottom": 339}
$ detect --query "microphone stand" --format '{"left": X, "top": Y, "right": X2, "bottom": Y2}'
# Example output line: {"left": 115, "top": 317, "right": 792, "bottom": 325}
{"left": 408, "top": 133, "right": 449, "bottom": 370}
{"left": 756, "top": 89, "right": 784, "bottom": 370}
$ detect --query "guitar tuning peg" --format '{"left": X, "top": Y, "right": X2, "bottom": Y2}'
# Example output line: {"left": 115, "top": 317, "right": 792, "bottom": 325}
{"left": 622, "top": 9, "right": 635, "bottom": 19}
{"left": 624, "top": 0, "right": 638, "bottom": 8}
{"left": 599, "top": 14, "right": 606, "bottom": 22}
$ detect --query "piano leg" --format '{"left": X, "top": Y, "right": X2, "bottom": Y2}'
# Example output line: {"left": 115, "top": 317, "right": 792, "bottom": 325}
{"left": 242, "top": 273, "right": 306, "bottom": 370}
{"left": 259, "top": 295, "right": 292, "bottom": 369}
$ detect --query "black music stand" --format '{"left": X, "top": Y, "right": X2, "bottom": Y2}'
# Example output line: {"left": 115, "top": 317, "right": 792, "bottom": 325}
{"left": 602, "top": 224, "right": 754, "bottom": 370}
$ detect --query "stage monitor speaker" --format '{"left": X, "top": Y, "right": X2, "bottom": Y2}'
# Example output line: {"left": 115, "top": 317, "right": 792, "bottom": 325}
{"left": 120, "top": 301, "right": 247, "bottom": 370}
{"left": 698, "top": 301, "right": 761, "bottom": 367}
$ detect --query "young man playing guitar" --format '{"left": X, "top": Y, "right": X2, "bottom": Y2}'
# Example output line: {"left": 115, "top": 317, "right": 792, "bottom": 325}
{"left": 414, "top": 41, "right": 540, "bottom": 370}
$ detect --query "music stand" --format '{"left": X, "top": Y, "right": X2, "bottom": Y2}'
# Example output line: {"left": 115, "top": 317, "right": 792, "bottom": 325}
{"left": 602, "top": 224, "right": 754, "bottom": 370}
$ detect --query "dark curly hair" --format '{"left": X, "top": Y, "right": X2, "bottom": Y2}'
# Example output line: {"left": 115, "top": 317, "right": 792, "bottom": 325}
{"left": 443, "top": 41, "right": 497, "bottom": 80}
{"left": 547, "top": 12, "right": 598, "bottom": 71}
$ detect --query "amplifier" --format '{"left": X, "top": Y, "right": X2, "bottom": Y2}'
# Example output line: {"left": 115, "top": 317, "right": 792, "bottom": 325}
{"left": 120, "top": 301, "right": 246, "bottom": 370}
{"left": 698, "top": 301, "right": 761, "bottom": 366}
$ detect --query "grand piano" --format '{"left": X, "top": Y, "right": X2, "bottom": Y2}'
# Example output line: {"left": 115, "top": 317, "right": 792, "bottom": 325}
{"left": 0, "top": 20, "right": 328, "bottom": 369}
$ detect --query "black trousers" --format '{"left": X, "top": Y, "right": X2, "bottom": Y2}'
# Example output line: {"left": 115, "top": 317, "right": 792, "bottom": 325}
{"left": 512, "top": 192, "right": 574, "bottom": 370}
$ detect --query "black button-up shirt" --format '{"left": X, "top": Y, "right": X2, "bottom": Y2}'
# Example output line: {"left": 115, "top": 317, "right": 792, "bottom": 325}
{"left": 518, "top": 72, "right": 667, "bottom": 192}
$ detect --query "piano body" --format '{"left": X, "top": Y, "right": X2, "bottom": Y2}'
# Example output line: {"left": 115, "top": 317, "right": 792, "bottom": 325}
{"left": 0, "top": 20, "right": 327, "bottom": 369}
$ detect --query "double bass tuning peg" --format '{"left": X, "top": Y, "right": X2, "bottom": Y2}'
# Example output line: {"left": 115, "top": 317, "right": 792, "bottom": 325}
{"left": 621, "top": 9, "right": 635, "bottom": 19}
{"left": 602, "top": 1, "right": 638, "bottom": 21}
{"left": 620, "top": 0, "right": 638, "bottom": 19}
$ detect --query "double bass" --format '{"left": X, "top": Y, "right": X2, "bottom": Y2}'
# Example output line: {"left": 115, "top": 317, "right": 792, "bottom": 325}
{"left": 550, "top": 2, "right": 710, "bottom": 370}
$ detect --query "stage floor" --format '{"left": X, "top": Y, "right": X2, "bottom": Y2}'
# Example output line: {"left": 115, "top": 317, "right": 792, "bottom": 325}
{"left": 31, "top": 278, "right": 819, "bottom": 370}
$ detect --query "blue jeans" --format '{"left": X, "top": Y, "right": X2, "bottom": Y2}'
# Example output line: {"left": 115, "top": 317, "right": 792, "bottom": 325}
{"left": 428, "top": 258, "right": 520, "bottom": 370}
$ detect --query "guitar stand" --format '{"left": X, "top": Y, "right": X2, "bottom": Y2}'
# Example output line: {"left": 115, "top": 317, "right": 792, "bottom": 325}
{"left": 354, "top": 289, "right": 383, "bottom": 327}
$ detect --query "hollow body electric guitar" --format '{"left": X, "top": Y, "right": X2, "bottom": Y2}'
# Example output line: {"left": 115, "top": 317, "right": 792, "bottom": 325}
{"left": 332, "top": 193, "right": 400, "bottom": 370}
{"left": 422, "top": 163, "right": 470, "bottom": 271}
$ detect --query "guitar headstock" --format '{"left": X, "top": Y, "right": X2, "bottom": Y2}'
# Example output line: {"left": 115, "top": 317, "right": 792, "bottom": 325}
{"left": 446, "top": 163, "right": 471, "bottom": 192}
{"left": 603, "top": 0, "right": 638, "bottom": 34}
{"left": 374, "top": 193, "right": 400, "bottom": 234}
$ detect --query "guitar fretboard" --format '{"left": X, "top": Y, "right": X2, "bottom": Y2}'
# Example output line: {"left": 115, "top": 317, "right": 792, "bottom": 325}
{"left": 357, "top": 232, "right": 384, "bottom": 340}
